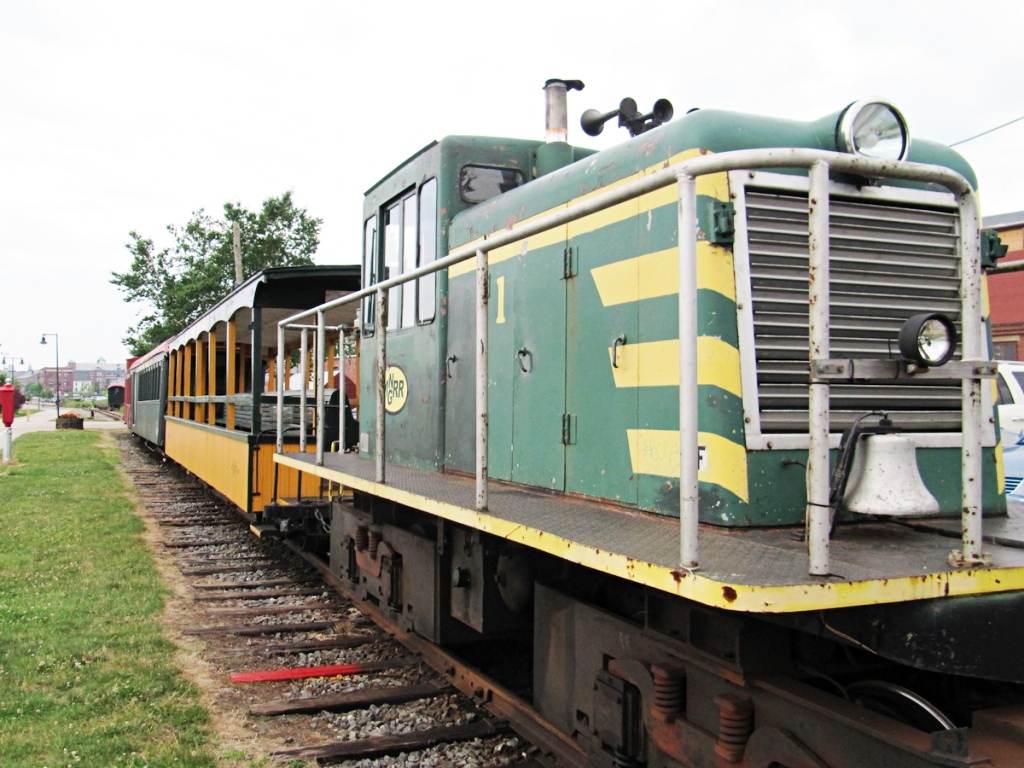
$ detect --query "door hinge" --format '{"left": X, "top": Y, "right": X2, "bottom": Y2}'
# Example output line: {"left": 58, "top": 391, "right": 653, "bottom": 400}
{"left": 563, "top": 246, "right": 577, "bottom": 279}
{"left": 561, "top": 413, "right": 575, "bottom": 445}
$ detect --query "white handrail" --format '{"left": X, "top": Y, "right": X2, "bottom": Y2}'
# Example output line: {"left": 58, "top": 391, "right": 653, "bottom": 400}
{"left": 275, "top": 147, "right": 983, "bottom": 575}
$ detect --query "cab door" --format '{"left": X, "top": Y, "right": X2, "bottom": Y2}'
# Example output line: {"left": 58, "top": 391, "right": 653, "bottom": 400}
{"left": 565, "top": 207, "right": 641, "bottom": 506}
{"left": 509, "top": 235, "right": 567, "bottom": 491}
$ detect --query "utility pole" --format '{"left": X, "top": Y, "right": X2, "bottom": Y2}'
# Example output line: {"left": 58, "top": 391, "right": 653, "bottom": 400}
{"left": 233, "top": 221, "right": 243, "bottom": 286}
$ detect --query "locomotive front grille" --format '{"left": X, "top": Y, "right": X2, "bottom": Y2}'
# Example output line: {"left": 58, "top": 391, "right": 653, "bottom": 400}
{"left": 741, "top": 183, "right": 963, "bottom": 433}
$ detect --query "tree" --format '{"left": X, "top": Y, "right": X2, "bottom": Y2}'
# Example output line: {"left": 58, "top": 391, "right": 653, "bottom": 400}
{"left": 24, "top": 382, "right": 45, "bottom": 398}
{"left": 111, "top": 192, "right": 321, "bottom": 356}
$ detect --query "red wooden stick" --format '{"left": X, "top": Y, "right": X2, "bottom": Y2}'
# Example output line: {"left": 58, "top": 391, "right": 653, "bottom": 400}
{"left": 231, "top": 663, "right": 366, "bottom": 683}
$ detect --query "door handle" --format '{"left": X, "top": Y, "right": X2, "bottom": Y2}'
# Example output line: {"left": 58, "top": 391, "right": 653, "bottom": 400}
{"left": 612, "top": 334, "right": 627, "bottom": 368}
{"left": 446, "top": 355, "right": 457, "bottom": 378}
{"left": 517, "top": 348, "right": 532, "bottom": 373}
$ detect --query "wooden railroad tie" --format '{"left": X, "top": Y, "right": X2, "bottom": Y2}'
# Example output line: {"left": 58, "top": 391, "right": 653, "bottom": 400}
{"left": 192, "top": 587, "right": 324, "bottom": 601}
{"left": 181, "top": 620, "right": 335, "bottom": 636}
{"left": 180, "top": 562, "right": 279, "bottom": 576}
{"left": 204, "top": 603, "right": 337, "bottom": 618}
{"left": 220, "top": 634, "right": 381, "bottom": 655}
{"left": 270, "top": 719, "right": 511, "bottom": 761}
{"left": 191, "top": 577, "right": 319, "bottom": 589}
{"left": 250, "top": 681, "right": 453, "bottom": 716}
{"left": 164, "top": 539, "right": 243, "bottom": 549}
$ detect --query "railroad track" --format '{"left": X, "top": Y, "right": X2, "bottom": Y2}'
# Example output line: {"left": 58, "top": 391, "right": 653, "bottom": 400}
{"left": 117, "top": 434, "right": 572, "bottom": 767}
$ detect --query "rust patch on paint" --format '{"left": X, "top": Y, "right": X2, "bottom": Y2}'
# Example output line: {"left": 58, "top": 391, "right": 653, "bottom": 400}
{"left": 722, "top": 586, "right": 738, "bottom": 603}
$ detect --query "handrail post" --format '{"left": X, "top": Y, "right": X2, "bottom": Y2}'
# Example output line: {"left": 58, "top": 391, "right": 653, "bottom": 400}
{"left": 375, "top": 288, "right": 387, "bottom": 484}
{"left": 315, "top": 310, "right": 326, "bottom": 466}
{"left": 275, "top": 324, "right": 285, "bottom": 454}
{"left": 807, "top": 160, "right": 832, "bottom": 576}
{"left": 956, "top": 194, "right": 987, "bottom": 565}
{"left": 299, "top": 329, "right": 308, "bottom": 453}
{"left": 476, "top": 249, "right": 489, "bottom": 510}
{"left": 678, "top": 174, "right": 699, "bottom": 569}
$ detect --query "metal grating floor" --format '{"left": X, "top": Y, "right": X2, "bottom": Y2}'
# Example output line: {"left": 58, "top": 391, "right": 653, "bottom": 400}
{"left": 283, "top": 451, "right": 1024, "bottom": 591}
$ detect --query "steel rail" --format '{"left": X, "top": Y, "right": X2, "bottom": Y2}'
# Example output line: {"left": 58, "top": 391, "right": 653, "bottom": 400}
{"left": 282, "top": 540, "right": 592, "bottom": 768}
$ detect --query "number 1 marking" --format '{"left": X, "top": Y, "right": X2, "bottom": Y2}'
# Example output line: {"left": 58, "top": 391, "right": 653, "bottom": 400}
{"left": 496, "top": 275, "right": 506, "bottom": 324}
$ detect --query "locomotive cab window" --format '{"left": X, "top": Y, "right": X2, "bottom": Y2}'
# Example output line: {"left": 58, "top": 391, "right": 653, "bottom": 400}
{"left": 459, "top": 165, "right": 524, "bottom": 204}
{"left": 362, "top": 216, "right": 377, "bottom": 333}
{"left": 363, "top": 179, "right": 438, "bottom": 334}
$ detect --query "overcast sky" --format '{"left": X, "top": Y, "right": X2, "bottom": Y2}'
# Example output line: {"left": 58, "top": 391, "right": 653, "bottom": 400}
{"left": 2, "top": 1, "right": 1022, "bottom": 373}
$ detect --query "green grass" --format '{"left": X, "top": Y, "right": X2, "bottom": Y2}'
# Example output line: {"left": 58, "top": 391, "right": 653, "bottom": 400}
{"left": 0, "top": 432, "right": 219, "bottom": 767}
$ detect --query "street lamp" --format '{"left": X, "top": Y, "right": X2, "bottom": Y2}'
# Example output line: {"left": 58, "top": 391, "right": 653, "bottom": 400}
{"left": 2, "top": 354, "right": 24, "bottom": 386}
{"left": 40, "top": 333, "right": 60, "bottom": 417}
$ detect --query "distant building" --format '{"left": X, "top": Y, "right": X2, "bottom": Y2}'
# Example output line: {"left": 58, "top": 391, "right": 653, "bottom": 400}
{"left": 15, "top": 358, "right": 125, "bottom": 397}
{"left": 73, "top": 359, "right": 125, "bottom": 394}
{"left": 984, "top": 211, "right": 1024, "bottom": 360}
{"left": 37, "top": 365, "right": 75, "bottom": 396}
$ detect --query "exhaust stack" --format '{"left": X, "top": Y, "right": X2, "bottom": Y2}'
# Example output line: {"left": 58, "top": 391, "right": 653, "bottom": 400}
{"left": 538, "top": 78, "right": 584, "bottom": 177}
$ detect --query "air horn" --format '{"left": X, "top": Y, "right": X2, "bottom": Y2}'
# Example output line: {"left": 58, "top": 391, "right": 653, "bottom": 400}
{"left": 581, "top": 97, "right": 674, "bottom": 137}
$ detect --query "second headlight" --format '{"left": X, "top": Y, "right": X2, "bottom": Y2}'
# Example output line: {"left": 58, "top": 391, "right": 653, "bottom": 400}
{"left": 898, "top": 313, "right": 957, "bottom": 367}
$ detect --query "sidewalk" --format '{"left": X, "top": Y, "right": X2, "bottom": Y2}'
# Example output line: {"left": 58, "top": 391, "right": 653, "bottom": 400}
{"left": 7, "top": 404, "right": 125, "bottom": 442}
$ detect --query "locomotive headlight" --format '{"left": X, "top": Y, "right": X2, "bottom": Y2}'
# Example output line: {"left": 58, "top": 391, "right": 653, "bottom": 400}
{"left": 839, "top": 99, "right": 910, "bottom": 161}
{"left": 898, "top": 313, "right": 957, "bottom": 367}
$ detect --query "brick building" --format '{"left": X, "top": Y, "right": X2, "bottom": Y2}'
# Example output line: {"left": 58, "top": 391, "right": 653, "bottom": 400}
{"left": 17, "top": 359, "right": 124, "bottom": 397}
{"left": 984, "top": 211, "right": 1024, "bottom": 360}
{"left": 38, "top": 365, "right": 75, "bottom": 396}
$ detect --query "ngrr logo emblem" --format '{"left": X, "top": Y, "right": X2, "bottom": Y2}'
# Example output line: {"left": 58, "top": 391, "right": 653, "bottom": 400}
{"left": 384, "top": 365, "right": 408, "bottom": 414}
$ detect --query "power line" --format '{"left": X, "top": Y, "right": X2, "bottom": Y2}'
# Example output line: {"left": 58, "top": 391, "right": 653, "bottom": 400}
{"left": 950, "top": 115, "right": 1024, "bottom": 147}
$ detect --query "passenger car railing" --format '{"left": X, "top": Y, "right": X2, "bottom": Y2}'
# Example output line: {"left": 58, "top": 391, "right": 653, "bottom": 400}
{"left": 278, "top": 148, "right": 992, "bottom": 577}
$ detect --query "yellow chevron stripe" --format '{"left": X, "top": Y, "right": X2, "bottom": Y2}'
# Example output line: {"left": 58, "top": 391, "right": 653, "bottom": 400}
{"left": 591, "top": 241, "right": 736, "bottom": 307}
{"left": 607, "top": 338, "right": 741, "bottom": 398}
{"left": 627, "top": 429, "right": 748, "bottom": 503}
{"left": 449, "top": 150, "right": 729, "bottom": 278}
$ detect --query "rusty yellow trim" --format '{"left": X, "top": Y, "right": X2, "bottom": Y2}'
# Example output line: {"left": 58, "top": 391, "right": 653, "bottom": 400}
{"left": 274, "top": 453, "right": 1024, "bottom": 613}
{"left": 449, "top": 150, "right": 726, "bottom": 279}
{"left": 627, "top": 429, "right": 748, "bottom": 503}
{"left": 607, "top": 337, "right": 741, "bottom": 398}
{"left": 592, "top": 242, "right": 736, "bottom": 307}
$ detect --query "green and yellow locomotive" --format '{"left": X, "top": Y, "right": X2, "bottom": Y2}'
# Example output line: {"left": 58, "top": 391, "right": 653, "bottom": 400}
{"left": 271, "top": 80, "right": 1023, "bottom": 767}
